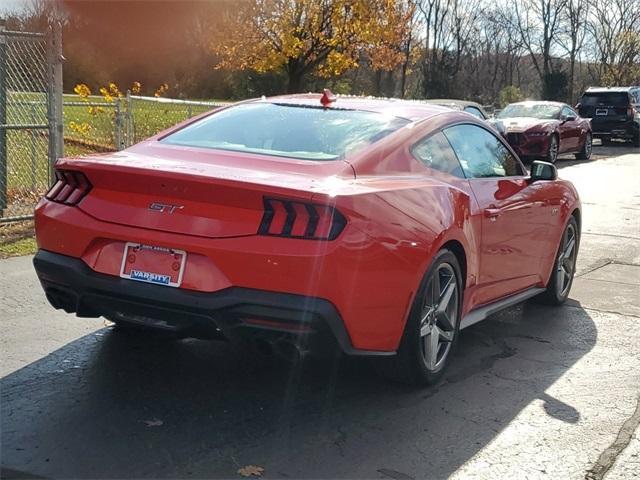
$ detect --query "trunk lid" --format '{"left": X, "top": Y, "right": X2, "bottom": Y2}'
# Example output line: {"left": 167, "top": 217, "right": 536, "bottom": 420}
{"left": 60, "top": 141, "right": 355, "bottom": 239}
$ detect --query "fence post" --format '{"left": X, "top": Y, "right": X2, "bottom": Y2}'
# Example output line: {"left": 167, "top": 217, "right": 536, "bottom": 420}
{"left": 115, "top": 97, "right": 122, "bottom": 150}
{"left": 0, "top": 20, "right": 7, "bottom": 213}
{"left": 47, "top": 21, "right": 63, "bottom": 184}
{"left": 30, "top": 103, "right": 37, "bottom": 188}
{"left": 125, "top": 90, "right": 132, "bottom": 148}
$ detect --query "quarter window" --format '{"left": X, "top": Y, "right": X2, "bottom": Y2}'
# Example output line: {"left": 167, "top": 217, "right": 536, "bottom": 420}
{"left": 412, "top": 132, "right": 465, "bottom": 178}
{"left": 443, "top": 124, "right": 523, "bottom": 178}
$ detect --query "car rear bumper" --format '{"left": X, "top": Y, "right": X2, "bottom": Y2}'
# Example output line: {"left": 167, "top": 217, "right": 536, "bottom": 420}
{"left": 35, "top": 199, "right": 422, "bottom": 352}
{"left": 590, "top": 120, "right": 639, "bottom": 139}
{"left": 33, "top": 249, "right": 392, "bottom": 356}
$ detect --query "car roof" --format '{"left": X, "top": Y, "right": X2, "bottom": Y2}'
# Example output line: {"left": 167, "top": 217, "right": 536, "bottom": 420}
{"left": 421, "top": 99, "right": 485, "bottom": 110}
{"left": 584, "top": 86, "right": 638, "bottom": 93}
{"left": 257, "top": 94, "right": 452, "bottom": 122}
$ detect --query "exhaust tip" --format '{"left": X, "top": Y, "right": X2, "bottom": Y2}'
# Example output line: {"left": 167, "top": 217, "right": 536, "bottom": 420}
{"left": 273, "top": 339, "right": 307, "bottom": 363}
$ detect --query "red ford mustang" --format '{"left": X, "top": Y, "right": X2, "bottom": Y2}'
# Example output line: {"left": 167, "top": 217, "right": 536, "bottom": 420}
{"left": 497, "top": 101, "right": 592, "bottom": 163}
{"left": 33, "top": 93, "right": 581, "bottom": 385}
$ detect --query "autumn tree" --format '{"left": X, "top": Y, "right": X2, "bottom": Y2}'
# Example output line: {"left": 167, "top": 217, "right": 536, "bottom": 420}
{"left": 211, "top": 0, "right": 381, "bottom": 93}
{"left": 364, "top": 0, "right": 417, "bottom": 97}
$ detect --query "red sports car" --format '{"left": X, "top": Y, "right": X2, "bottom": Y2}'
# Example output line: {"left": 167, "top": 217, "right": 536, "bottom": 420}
{"left": 497, "top": 101, "right": 592, "bottom": 163}
{"left": 33, "top": 93, "right": 581, "bottom": 385}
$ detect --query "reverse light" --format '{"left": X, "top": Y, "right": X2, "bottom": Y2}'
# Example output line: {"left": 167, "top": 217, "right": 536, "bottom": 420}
{"left": 258, "top": 197, "right": 346, "bottom": 240}
{"left": 45, "top": 169, "right": 92, "bottom": 205}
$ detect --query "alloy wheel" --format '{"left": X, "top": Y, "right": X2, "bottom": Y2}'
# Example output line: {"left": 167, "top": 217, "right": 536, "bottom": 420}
{"left": 584, "top": 134, "right": 592, "bottom": 159}
{"left": 548, "top": 135, "right": 559, "bottom": 163}
{"left": 556, "top": 223, "right": 577, "bottom": 297}
{"left": 419, "top": 263, "right": 458, "bottom": 372}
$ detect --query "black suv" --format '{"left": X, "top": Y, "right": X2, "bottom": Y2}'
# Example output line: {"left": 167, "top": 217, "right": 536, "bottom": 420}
{"left": 576, "top": 87, "right": 639, "bottom": 147}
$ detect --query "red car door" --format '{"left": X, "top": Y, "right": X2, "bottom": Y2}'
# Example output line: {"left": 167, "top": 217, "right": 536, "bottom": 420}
{"left": 558, "top": 106, "right": 581, "bottom": 152}
{"left": 443, "top": 124, "right": 548, "bottom": 304}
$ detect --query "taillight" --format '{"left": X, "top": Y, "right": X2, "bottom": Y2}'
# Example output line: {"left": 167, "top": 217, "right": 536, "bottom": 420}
{"left": 258, "top": 198, "right": 346, "bottom": 240}
{"left": 628, "top": 106, "right": 636, "bottom": 118}
{"left": 45, "top": 169, "right": 92, "bottom": 205}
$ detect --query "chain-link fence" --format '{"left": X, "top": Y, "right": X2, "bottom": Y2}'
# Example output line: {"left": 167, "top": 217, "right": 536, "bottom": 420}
{"left": 126, "top": 95, "right": 228, "bottom": 146}
{"left": 0, "top": 21, "right": 63, "bottom": 222}
{"left": 61, "top": 94, "right": 229, "bottom": 153}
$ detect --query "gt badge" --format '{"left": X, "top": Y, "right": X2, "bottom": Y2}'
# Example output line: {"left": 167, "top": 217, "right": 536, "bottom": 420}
{"left": 149, "top": 202, "right": 184, "bottom": 214}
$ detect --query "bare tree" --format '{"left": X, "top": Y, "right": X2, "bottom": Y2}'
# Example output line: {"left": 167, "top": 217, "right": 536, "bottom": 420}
{"left": 510, "top": 0, "right": 569, "bottom": 97}
{"left": 417, "top": 0, "right": 483, "bottom": 97}
{"left": 587, "top": 0, "right": 640, "bottom": 85}
{"left": 558, "top": 0, "right": 589, "bottom": 102}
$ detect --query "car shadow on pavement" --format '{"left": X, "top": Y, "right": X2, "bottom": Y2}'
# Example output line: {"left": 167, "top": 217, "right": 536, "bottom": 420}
{"left": 1, "top": 301, "right": 596, "bottom": 479}
{"left": 557, "top": 143, "right": 638, "bottom": 168}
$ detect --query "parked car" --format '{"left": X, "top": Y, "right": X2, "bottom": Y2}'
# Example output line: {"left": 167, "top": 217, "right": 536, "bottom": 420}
{"left": 423, "top": 99, "right": 507, "bottom": 137}
{"left": 422, "top": 99, "right": 490, "bottom": 119}
{"left": 33, "top": 92, "right": 581, "bottom": 385}
{"left": 576, "top": 86, "right": 640, "bottom": 147}
{"left": 497, "top": 101, "right": 592, "bottom": 163}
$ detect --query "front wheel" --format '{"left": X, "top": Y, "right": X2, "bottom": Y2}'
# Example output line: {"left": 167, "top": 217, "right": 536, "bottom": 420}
{"left": 373, "top": 249, "right": 463, "bottom": 385}
{"left": 575, "top": 133, "right": 592, "bottom": 160}
{"left": 537, "top": 216, "right": 579, "bottom": 305}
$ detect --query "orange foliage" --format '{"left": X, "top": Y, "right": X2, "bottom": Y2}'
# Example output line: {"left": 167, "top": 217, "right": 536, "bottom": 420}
{"left": 210, "top": 0, "right": 410, "bottom": 88}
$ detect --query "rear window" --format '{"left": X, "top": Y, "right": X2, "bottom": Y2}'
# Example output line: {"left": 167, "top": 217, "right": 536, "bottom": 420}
{"left": 161, "top": 102, "right": 409, "bottom": 161}
{"left": 580, "top": 92, "right": 630, "bottom": 106}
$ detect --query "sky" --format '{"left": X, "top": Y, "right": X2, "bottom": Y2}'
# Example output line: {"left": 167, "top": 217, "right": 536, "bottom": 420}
{"left": 0, "top": 0, "right": 29, "bottom": 15}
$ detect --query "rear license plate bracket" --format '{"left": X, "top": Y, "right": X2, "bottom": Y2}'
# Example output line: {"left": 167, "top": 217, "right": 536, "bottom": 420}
{"left": 119, "top": 242, "right": 186, "bottom": 288}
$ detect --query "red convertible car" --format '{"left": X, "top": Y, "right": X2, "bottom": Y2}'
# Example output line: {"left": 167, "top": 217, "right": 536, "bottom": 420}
{"left": 33, "top": 93, "right": 581, "bottom": 385}
{"left": 498, "top": 101, "right": 592, "bottom": 163}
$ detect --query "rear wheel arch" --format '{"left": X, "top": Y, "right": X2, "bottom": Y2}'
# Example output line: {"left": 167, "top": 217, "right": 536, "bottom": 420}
{"left": 440, "top": 239, "right": 467, "bottom": 291}
{"left": 571, "top": 208, "right": 581, "bottom": 232}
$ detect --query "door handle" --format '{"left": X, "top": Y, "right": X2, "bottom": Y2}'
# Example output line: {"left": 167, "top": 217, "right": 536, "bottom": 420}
{"left": 484, "top": 208, "right": 501, "bottom": 219}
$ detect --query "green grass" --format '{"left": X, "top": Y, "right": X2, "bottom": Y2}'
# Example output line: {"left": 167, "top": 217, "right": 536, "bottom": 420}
{"left": 0, "top": 236, "right": 37, "bottom": 258}
{"left": 0, "top": 220, "right": 36, "bottom": 258}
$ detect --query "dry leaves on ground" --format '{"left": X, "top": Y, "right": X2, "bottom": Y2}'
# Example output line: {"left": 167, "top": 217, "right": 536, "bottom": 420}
{"left": 237, "top": 465, "right": 264, "bottom": 477}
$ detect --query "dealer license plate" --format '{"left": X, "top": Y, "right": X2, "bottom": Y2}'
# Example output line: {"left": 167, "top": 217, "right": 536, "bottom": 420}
{"left": 119, "top": 242, "right": 186, "bottom": 288}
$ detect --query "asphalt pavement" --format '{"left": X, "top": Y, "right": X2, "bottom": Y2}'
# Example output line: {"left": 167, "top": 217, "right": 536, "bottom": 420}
{"left": 1, "top": 144, "right": 639, "bottom": 479}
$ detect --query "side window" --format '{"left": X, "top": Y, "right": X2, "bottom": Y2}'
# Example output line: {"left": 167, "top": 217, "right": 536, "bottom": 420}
{"left": 412, "top": 132, "right": 465, "bottom": 178}
{"left": 443, "top": 124, "right": 523, "bottom": 178}
{"left": 562, "top": 106, "right": 577, "bottom": 119}
{"left": 463, "top": 106, "right": 485, "bottom": 120}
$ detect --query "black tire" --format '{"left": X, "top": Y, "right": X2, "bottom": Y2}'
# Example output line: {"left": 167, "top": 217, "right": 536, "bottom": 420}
{"left": 537, "top": 216, "right": 579, "bottom": 305}
{"left": 373, "top": 249, "right": 463, "bottom": 386}
{"left": 546, "top": 134, "right": 559, "bottom": 163}
{"left": 575, "top": 132, "right": 592, "bottom": 160}
{"left": 633, "top": 132, "right": 640, "bottom": 148}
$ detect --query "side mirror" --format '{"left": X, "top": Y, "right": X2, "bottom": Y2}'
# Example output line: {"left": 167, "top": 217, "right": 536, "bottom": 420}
{"left": 529, "top": 160, "right": 557, "bottom": 182}
{"left": 561, "top": 114, "right": 576, "bottom": 122}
